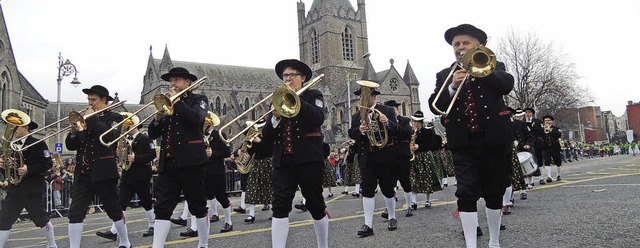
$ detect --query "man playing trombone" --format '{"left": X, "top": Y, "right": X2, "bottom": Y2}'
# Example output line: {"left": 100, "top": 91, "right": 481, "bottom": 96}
{"left": 65, "top": 85, "right": 131, "bottom": 248}
{"left": 0, "top": 121, "right": 57, "bottom": 248}
{"left": 148, "top": 67, "right": 210, "bottom": 248}
{"left": 428, "top": 24, "right": 514, "bottom": 248}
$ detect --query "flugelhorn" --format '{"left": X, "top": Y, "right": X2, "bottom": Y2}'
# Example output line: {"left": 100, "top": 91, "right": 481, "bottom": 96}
{"left": 218, "top": 74, "right": 325, "bottom": 145}
{"left": 431, "top": 45, "right": 497, "bottom": 116}
{"left": 100, "top": 77, "right": 207, "bottom": 147}
{"left": 1, "top": 109, "right": 30, "bottom": 184}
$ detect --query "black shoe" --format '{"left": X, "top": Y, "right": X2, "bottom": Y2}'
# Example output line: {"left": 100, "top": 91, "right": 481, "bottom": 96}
{"left": 357, "top": 224, "right": 374, "bottom": 237}
{"left": 477, "top": 226, "right": 483, "bottom": 237}
{"left": 233, "top": 206, "right": 246, "bottom": 214}
{"left": 142, "top": 227, "right": 154, "bottom": 237}
{"left": 425, "top": 201, "right": 432, "bottom": 208}
{"left": 326, "top": 193, "right": 334, "bottom": 198}
{"left": 170, "top": 217, "right": 187, "bottom": 226}
{"left": 341, "top": 191, "right": 349, "bottom": 195}
{"left": 500, "top": 224, "right": 506, "bottom": 230}
{"left": 294, "top": 203, "right": 308, "bottom": 212}
{"left": 352, "top": 193, "right": 360, "bottom": 198}
{"left": 221, "top": 223, "right": 233, "bottom": 233}
{"left": 210, "top": 215, "right": 220, "bottom": 223}
{"left": 244, "top": 216, "right": 255, "bottom": 223}
{"left": 119, "top": 246, "right": 131, "bottom": 248}
{"left": 262, "top": 205, "right": 271, "bottom": 211}
{"left": 405, "top": 208, "right": 413, "bottom": 217}
{"left": 387, "top": 218, "right": 397, "bottom": 231}
{"left": 381, "top": 209, "right": 389, "bottom": 219}
{"left": 96, "top": 230, "right": 117, "bottom": 241}
{"left": 546, "top": 177, "right": 553, "bottom": 183}
{"left": 520, "top": 192, "right": 528, "bottom": 200}
{"left": 557, "top": 175, "right": 562, "bottom": 181}
{"left": 411, "top": 203, "right": 417, "bottom": 210}
{"left": 539, "top": 179, "right": 546, "bottom": 185}
{"left": 443, "top": 184, "right": 448, "bottom": 187}
{"left": 179, "top": 228, "right": 198, "bottom": 237}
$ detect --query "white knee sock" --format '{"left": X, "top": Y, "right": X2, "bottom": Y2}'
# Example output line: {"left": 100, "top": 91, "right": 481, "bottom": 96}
{"left": 404, "top": 192, "right": 412, "bottom": 209}
{"left": 196, "top": 217, "right": 210, "bottom": 247}
{"left": 224, "top": 207, "right": 232, "bottom": 225}
{"left": 42, "top": 221, "right": 57, "bottom": 248}
{"left": 146, "top": 209, "right": 155, "bottom": 228}
{"left": 152, "top": 220, "right": 171, "bottom": 248}
{"left": 363, "top": 197, "right": 375, "bottom": 227}
{"left": 302, "top": 197, "right": 307, "bottom": 205}
{"left": 443, "top": 177, "right": 449, "bottom": 185}
{"left": 486, "top": 208, "right": 502, "bottom": 248}
{"left": 271, "top": 217, "right": 289, "bottom": 248}
{"left": 181, "top": 201, "right": 190, "bottom": 220}
{"left": 249, "top": 204, "right": 256, "bottom": 217}
{"left": 210, "top": 199, "right": 218, "bottom": 217}
{"left": 114, "top": 218, "right": 131, "bottom": 248}
{"left": 426, "top": 193, "right": 431, "bottom": 203}
{"left": 0, "top": 230, "right": 10, "bottom": 248}
{"left": 240, "top": 192, "right": 246, "bottom": 209}
{"left": 355, "top": 184, "right": 361, "bottom": 194}
{"left": 502, "top": 186, "right": 513, "bottom": 206}
{"left": 68, "top": 223, "right": 83, "bottom": 248}
{"left": 190, "top": 215, "right": 197, "bottom": 231}
{"left": 459, "top": 212, "right": 478, "bottom": 248}
{"left": 411, "top": 192, "right": 417, "bottom": 204}
{"left": 344, "top": 186, "right": 349, "bottom": 192}
{"left": 546, "top": 166, "right": 552, "bottom": 178}
{"left": 109, "top": 222, "right": 117, "bottom": 233}
{"left": 384, "top": 197, "right": 396, "bottom": 219}
{"left": 327, "top": 186, "right": 333, "bottom": 194}
{"left": 313, "top": 216, "right": 329, "bottom": 248}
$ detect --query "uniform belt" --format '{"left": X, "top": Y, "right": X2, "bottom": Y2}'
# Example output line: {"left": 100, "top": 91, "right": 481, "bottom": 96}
{"left": 306, "top": 132, "right": 321, "bottom": 137}
{"left": 99, "top": 156, "right": 114, "bottom": 159}
{"left": 188, "top": 139, "right": 203, "bottom": 144}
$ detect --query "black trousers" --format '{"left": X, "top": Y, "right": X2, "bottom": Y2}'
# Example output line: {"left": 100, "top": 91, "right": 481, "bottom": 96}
{"left": 119, "top": 178, "right": 153, "bottom": 211}
{"left": 68, "top": 175, "right": 122, "bottom": 223}
{"left": 0, "top": 182, "right": 49, "bottom": 230}
{"left": 205, "top": 174, "right": 230, "bottom": 208}
{"left": 543, "top": 149, "right": 563, "bottom": 167}
{"left": 272, "top": 157, "right": 326, "bottom": 220}
{"left": 361, "top": 164, "right": 397, "bottom": 198}
{"left": 395, "top": 156, "right": 412, "bottom": 193}
{"left": 154, "top": 159, "right": 208, "bottom": 220}
{"left": 453, "top": 134, "right": 511, "bottom": 212}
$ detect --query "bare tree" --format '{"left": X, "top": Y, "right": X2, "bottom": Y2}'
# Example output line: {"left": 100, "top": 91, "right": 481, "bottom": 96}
{"left": 496, "top": 28, "right": 592, "bottom": 116}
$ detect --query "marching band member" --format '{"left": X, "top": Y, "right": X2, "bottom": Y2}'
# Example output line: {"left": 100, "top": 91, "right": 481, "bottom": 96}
{"left": 541, "top": 115, "right": 563, "bottom": 181}
{"left": 348, "top": 83, "right": 399, "bottom": 236}
{"left": 501, "top": 108, "right": 531, "bottom": 219}
{"left": 243, "top": 119, "right": 274, "bottom": 223}
{"left": 524, "top": 107, "right": 544, "bottom": 187}
{"left": 148, "top": 67, "right": 210, "bottom": 248}
{"left": 262, "top": 59, "right": 328, "bottom": 248}
{"left": 341, "top": 141, "right": 361, "bottom": 197}
{"left": 66, "top": 85, "right": 131, "bottom": 248}
{"left": 512, "top": 108, "right": 533, "bottom": 200}
{"left": 410, "top": 112, "right": 443, "bottom": 209}
{"left": 322, "top": 142, "right": 337, "bottom": 198}
{"left": 96, "top": 122, "right": 157, "bottom": 241}
{"left": 428, "top": 24, "right": 514, "bottom": 248}
{"left": 0, "top": 121, "right": 57, "bottom": 248}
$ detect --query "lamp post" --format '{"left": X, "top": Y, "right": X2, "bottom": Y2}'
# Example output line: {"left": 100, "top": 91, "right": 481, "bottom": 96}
{"left": 346, "top": 52, "right": 370, "bottom": 128}
{"left": 56, "top": 52, "right": 81, "bottom": 147}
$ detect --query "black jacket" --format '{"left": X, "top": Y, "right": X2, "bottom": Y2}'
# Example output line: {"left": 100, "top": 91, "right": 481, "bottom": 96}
{"left": 205, "top": 130, "right": 231, "bottom": 175}
{"left": 527, "top": 118, "right": 545, "bottom": 148}
{"left": 428, "top": 62, "right": 514, "bottom": 150}
{"left": 122, "top": 132, "right": 156, "bottom": 182}
{"left": 513, "top": 119, "right": 534, "bottom": 152}
{"left": 394, "top": 116, "right": 413, "bottom": 158}
{"left": 148, "top": 92, "right": 209, "bottom": 171}
{"left": 262, "top": 89, "right": 325, "bottom": 167}
{"left": 7, "top": 136, "right": 52, "bottom": 193}
{"left": 247, "top": 134, "right": 273, "bottom": 160}
{"left": 66, "top": 110, "right": 123, "bottom": 183}
{"left": 348, "top": 104, "right": 399, "bottom": 168}
{"left": 542, "top": 126, "right": 562, "bottom": 151}
{"left": 414, "top": 127, "right": 442, "bottom": 153}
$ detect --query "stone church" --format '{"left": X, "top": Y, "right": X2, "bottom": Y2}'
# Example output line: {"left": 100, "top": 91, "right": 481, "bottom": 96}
{"left": 140, "top": 0, "right": 421, "bottom": 147}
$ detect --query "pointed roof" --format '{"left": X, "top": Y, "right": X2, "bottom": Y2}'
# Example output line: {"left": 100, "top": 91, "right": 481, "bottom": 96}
{"left": 361, "top": 57, "right": 379, "bottom": 82}
{"left": 310, "top": 0, "right": 354, "bottom": 13}
{"left": 17, "top": 71, "right": 47, "bottom": 105}
{"left": 403, "top": 60, "right": 420, "bottom": 86}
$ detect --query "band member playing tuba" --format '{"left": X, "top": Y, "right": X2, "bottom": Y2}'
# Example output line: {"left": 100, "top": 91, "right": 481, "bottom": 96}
{"left": 66, "top": 85, "right": 131, "bottom": 248}
{"left": 0, "top": 121, "right": 57, "bottom": 248}
{"left": 96, "top": 121, "right": 157, "bottom": 240}
{"left": 348, "top": 82, "right": 399, "bottom": 236}
{"left": 428, "top": 24, "right": 514, "bottom": 248}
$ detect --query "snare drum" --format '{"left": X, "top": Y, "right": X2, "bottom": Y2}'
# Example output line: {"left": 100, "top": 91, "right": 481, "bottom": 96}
{"left": 517, "top": 152, "right": 538, "bottom": 176}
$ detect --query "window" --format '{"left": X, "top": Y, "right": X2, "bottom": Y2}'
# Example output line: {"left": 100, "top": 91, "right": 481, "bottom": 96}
{"left": 215, "top": 97, "right": 221, "bottom": 113}
{"left": 338, "top": 109, "right": 343, "bottom": 123}
{"left": 223, "top": 103, "right": 227, "bottom": 115}
{"left": 389, "top": 78, "right": 399, "bottom": 92}
{"left": 1, "top": 72, "right": 8, "bottom": 111}
{"left": 311, "top": 29, "right": 319, "bottom": 64}
{"left": 244, "top": 98, "right": 250, "bottom": 111}
{"left": 402, "top": 101, "right": 409, "bottom": 116}
{"left": 341, "top": 27, "right": 354, "bottom": 61}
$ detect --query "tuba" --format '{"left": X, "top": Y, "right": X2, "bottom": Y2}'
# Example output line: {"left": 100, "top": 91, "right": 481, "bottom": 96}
{"left": 235, "top": 121, "right": 260, "bottom": 174}
{"left": 116, "top": 112, "right": 140, "bottom": 171}
{"left": 357, "top": 80, "right": 388, "bottom": 147}
{"left": 1, "top": 109, "right": 31, "bottom": 185}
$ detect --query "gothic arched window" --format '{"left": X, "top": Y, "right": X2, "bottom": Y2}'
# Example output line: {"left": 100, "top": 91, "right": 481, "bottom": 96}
{"left": 341, "top": 27, "right": 354, "bottom": 61}
{"left": 215, "top": 97, "right": 221, "bottom": 113}
{"left": 244, "top": 98, "right": 250, "bottom": 111}
{"left": 311, "top": 29, "right": 319, "bottom": 64}
{"left": 223, "top": 103, "right": 227, "bottom": 115}
{"left": 1, "top": 72, "right": 9, "bottom": 111}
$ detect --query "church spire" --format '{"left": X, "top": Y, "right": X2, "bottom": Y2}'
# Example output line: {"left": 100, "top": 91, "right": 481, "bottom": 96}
{"left": 159, "top": 44, "right": 173, "bottom": 75}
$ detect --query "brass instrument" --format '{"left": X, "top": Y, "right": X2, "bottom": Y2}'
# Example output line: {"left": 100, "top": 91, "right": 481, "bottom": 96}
{"left": 544, "top": 125, "right": 552, "bottom": 134}
{"left": 432, "top": 124, "right": 448, "bottom": 146}
{"left": 203, "top": 111, "right": 221, "bottom": 148}
{"left": 100, "top": 77, "right": 208, "bottom": 147}
{"left": 1, "top": 109, "right": 30, "bottom": 184}
{"left": 409, "top": 128, "right": 417, "bottom": 161}
{"left": 10, "top": 101, "right": 126, "bottom": 152}
{"left": 218, "top": 74, "right": 325, "bottom": 144}
{"left": 431, "top": 45, "right": 497, "bottom": 116}
{"left": 235, "top": 121, "right": 260, "bottom": 174}
{"left": 357, "top": 80, "right": 388, "bottom": 147}
{"left": 116, "top": 112, "right": 140, "bottom": 171}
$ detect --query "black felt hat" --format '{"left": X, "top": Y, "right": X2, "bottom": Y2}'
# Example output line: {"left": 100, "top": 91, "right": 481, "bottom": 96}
{"left": 542, "top": 115, "right": 555, "bottom": 121}
{"left": 82, "top": 85, "right": 114, "bottom": 101}
{"left": 383, "top": 100, "right": 401, "bottom": 107}
{"left": 411, "top": 110, "right": 425, "bottom": 121}
{"left": 444, "top": 24, "right": 487, "bottom": 45}
{"left": 524, "top": 107, "right": 536, "bottom": 114}
{"left": 27, "top": 121, "right": 38, "bottom": 130}
{"left": 354, "top": 88, "right": 381, "bottom": 96}
{"left": 515, "top": 108, "right": 526, "bottom": 117}
{"left": 161, "top": 67, "right": 197, "bottom": 82}
{"left": 275, "top": 59, "right": 312, "bottom": 83}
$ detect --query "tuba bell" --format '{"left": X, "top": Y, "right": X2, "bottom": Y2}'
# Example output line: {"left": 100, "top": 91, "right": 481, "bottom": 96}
{"left": 1, "top": 109, "right": 31, "bottom": 185}
{"left": 116, "top": 112, "right": 140, "bottom": 171}
{"left": 357, "top": 80, "right": 388, "bottom": 147}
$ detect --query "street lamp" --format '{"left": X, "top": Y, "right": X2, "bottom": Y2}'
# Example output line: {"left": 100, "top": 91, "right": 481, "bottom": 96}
{"left": 56, "top": 52, "right": 81, "bottom": 148}
{"left": 346, "top": 52, "right": 370, "bottom": 128}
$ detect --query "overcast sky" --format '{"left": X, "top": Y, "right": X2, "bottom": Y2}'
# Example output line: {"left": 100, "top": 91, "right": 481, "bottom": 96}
{"left": 2, "top": 0, "right": 638, "bottom": 118}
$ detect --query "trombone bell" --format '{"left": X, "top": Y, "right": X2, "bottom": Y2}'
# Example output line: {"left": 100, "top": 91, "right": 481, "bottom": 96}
{"left": 272, "top": 87, "right": 301, "bottom": 118}
{"left": 154, "top": 95, "right": 173, "bottom": 116}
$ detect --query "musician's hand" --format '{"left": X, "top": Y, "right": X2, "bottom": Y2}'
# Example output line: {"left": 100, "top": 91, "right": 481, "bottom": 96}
{"left": 452, "top": 69, "right": 467, "bottom": 89}
{"left": 524, "top": 145, "right": 531, "bottom": 150}
{"left": 229, "top": 154, "right": 235, "bottom": 161}
{"left": 1, "top": 181, "right": 7, "bottom": 187}
{"left": 127, "top": 153, "right": 135, "bottom": 162}
{"left": 413, "top": 144, "right": 419, "bottom": 151}
{"left": 84, "top": 106, "right": 96, "bottom": 116}
{"left": 253, "top": 136, "right": 262, "bottom": 143}
{"left": 167, "top": 87, "right": 177, "bottom": 98}
{"left": 18, "top": 165, "right": 28, "bottom": 176}
{"left": 359, "top": 123, "right": 369, "bottom": 134}
{"left": 206, "top": 147, "right": 212, "bottom": 157}
{"left": 379, "top": 114, "right": 388, "bottom": 124}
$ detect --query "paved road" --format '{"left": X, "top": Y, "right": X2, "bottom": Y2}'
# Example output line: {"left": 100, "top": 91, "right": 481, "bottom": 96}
{"left": 6, "top": 155, "right": 640, "bottom": 247}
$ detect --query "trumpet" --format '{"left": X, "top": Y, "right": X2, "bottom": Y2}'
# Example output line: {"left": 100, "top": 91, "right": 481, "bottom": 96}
{"left": 9, "top": 101, "right": 127, "bottom": 152}
{"left": 1, "top": 109, "right": 30, "bottom": 184}
{"left": 431, "top": 45, "right": 497, "bottom": 116}
{"left": 218, "top": 74, "right": 325, "bottom": 145}
{"left": 100, "top": 77, "right": 208, "bottom": 147}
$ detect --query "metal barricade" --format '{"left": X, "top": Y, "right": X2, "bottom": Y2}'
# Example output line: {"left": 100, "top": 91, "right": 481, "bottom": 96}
{"left": 225, "top": 170, "right": 242, "bottom": 194}
{"left": 48, "top": 178, "right": 73, "bottom": 218}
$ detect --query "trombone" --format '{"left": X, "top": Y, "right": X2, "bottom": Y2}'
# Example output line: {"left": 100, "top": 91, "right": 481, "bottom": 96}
{"left": 9, "top": 100, "right": 127, "bottom": 152}
{"left": 100, "top": 77, "right": 207, "bottom": 147}
{"left": 218, "top": 74, "right": 325, "bottom": 145}
{"left": 431, "top": 45, "right": 497, "bottom": 116}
